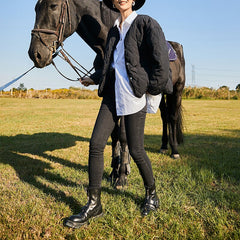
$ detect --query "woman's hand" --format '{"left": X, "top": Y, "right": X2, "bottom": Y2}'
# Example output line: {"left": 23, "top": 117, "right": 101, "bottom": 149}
{"left": 79, "top": 77, "right": 95, "bottom": 87}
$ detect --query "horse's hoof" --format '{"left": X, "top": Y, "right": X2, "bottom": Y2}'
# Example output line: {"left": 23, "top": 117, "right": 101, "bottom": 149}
{"left": 115, "top": 184, "right": 124, "bottom": 190}
{"left": 160, "top": 148, "right": 168, "bottom": 154}
{"left": 115, "top": 176, "right": 128, "bottom": 190}
{"left": 171, "top": 154, "right": 180, "bottom": 159}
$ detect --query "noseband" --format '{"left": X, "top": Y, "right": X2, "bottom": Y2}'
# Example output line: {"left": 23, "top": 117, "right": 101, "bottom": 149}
{"left": 31, "top": 0, "right": 71, "bottom": 53}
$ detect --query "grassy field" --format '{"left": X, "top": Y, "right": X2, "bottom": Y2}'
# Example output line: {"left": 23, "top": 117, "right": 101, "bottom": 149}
{"left": 0, "top": 98, "right": 239, "bottom": 240}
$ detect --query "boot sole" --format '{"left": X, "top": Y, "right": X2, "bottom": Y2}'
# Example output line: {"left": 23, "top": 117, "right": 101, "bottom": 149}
{"left": 141, "top": 201, "right": 159, "bottom": 217}
{"left": 63, "top": 212, "right": 104, "bottom": 229}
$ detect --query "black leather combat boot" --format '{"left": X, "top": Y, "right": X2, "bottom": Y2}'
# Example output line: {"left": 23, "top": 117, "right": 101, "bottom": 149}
{"left": 64, "top": 188, "right": 103, "bottom": 228}
{"left": 141, "top": 183, "right": 159, "bottom": 216}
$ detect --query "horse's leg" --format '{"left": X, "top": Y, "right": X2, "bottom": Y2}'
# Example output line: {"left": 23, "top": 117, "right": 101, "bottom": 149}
{"left": 110, "top": 123, "right": 121, "bottom": 183}
{"left": 115, "top": 116, "right": 131, "bottom": 190}
{"left": 159, "top": 95, "right": 169, "bottom": 154}
{"left": 167, "top": 92, "right": 178, "bottom": 158}
{"left": 167, "top": 81, "right": 184, "bottom": 159}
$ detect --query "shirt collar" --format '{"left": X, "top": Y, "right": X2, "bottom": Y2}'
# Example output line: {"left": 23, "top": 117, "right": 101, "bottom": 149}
{"left": 114, "top": 11, "right": 138, "bottom": 30}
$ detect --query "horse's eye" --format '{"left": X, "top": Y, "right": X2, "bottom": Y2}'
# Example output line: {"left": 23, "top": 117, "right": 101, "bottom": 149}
{"left": 50, "top": 4, "right": 58, "bottom": 10}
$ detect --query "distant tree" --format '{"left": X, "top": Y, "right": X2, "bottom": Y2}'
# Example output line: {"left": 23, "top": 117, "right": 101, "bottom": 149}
{"left": 236, "top": 84, "right": 240, "bottom": 91}
{"left": 219, "top": 86, "right": 229, "bottom": 90}
{"left": 17, "top": 83, "right": 27, "bottom": 91}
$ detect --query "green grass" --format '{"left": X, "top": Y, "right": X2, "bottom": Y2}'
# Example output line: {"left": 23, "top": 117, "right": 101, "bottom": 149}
{"left": 0, "top": 98, "right": 239, "bottom": 239}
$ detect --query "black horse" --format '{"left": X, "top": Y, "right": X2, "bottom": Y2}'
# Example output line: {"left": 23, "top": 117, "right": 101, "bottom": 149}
{"left": 28, "top": 0, "right": 185, "bottom": 187}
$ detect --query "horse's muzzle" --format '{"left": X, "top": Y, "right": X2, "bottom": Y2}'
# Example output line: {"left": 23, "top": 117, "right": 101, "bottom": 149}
{"left": 28, "top": 37, "right": 53, "bottom": 68}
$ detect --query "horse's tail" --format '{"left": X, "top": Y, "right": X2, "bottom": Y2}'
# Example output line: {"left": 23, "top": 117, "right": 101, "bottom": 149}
{"left": 176, "top": 44, "right": 185, "bottom": 145}
{"left": 176, "top": 103, "right": 184, "bottom": 144}
{"left": 167, "top": 42, "right": 185, "bottom": 145}
{"left": 166, "top": 90, "right": 184, "bottom": 145}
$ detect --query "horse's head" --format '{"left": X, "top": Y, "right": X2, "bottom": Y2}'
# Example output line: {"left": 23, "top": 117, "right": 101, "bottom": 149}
{"left": 28, "top": 0, "right": 73, "bottom": 68}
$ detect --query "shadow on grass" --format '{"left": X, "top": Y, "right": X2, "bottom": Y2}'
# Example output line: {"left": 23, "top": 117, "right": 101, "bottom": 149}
{"left": 145, "top": 130, "right": 240, "bottom": 215}
{"left": 0, "top": 132, "right": 91, "bottom": 212}
{"left": 182, "top": 130, "right": 240, "bottom": 182}
{"left": 0, "top": 132, "right": 142, "bottom": 212}
{"left": 145, "top": 129, "right": 240, "bottom": 182}
{"left": 1, "top": 130, "right": 239, "bottom": 213}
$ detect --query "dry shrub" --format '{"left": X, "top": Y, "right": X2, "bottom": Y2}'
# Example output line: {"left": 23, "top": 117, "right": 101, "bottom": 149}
{"left": 182, "top": 87, "right": 240, "bottom": 100}
{"left": 1, "top": 87, "right": 240, "bottom": 100}
{"left": 1, "top": 88, "right": 100, "bottom": 99}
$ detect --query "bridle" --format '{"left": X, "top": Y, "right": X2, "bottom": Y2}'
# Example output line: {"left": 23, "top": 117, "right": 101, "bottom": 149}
{"left": 31, "top": 0, "right": 93, "bottom": 81}
{"left": 31, "top": 0, "right": 71, "bottom": 53}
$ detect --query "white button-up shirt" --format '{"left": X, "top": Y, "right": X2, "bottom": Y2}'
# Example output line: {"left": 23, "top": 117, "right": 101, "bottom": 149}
{"left": 112, "top": 11, "right": 146, "bottom": 116}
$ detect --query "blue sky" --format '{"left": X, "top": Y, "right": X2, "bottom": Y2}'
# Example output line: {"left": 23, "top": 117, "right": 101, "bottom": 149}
{"left": 0, "top": 0, "right": 240, "bottom": 91}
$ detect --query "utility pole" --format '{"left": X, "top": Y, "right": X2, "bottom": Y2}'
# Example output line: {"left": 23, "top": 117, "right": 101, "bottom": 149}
{"left": 192, "top": 64, "right": 196, "bottom": 86}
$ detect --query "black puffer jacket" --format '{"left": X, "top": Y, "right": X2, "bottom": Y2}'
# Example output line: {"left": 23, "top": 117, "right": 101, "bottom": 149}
{"left": 92, "top": 15, "right": 173, "bottom": 98}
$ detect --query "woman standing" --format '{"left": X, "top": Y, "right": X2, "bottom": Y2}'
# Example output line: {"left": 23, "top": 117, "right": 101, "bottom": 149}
{"left": 64, "top": 0, "right": 172, "bottom": 229}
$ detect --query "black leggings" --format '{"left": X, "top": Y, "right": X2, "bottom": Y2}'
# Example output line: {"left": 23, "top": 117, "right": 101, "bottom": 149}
{"left": 88, "top": 95, "right": 155, "bottom": 189}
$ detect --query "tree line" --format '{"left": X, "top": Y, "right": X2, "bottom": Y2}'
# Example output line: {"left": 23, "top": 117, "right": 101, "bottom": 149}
{"left": 1, "top": 84, "right": 240, "bottom": 100}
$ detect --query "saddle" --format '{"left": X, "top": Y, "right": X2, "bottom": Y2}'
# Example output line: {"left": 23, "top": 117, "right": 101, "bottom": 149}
{"left": 166, "top": 41, "right": 177, "bottom": 61}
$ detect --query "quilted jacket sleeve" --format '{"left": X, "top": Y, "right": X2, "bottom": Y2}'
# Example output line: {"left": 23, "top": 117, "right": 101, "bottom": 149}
{"left": 89, "top": 54, "right": 103, "bottom": 85}
{"left": 145, "top": 18, "right": 172, "bottom": 95}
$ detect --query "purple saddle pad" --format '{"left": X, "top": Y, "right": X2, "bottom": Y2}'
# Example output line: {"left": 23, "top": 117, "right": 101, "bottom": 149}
{"left": 166, "top": 41, "right": 177, "bottom": 61}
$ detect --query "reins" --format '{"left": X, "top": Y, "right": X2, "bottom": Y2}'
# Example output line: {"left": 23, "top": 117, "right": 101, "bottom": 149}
{"left": 0, "top": 44, "right": 93, "bottom": 91}
{"left": 51, "top": 47, "right": 94, "bottom": 82}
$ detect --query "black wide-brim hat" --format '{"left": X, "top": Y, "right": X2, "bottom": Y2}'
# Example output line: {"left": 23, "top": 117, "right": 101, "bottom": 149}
{"left": 103, "top": 0, "right": 146, "bottom": 12}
